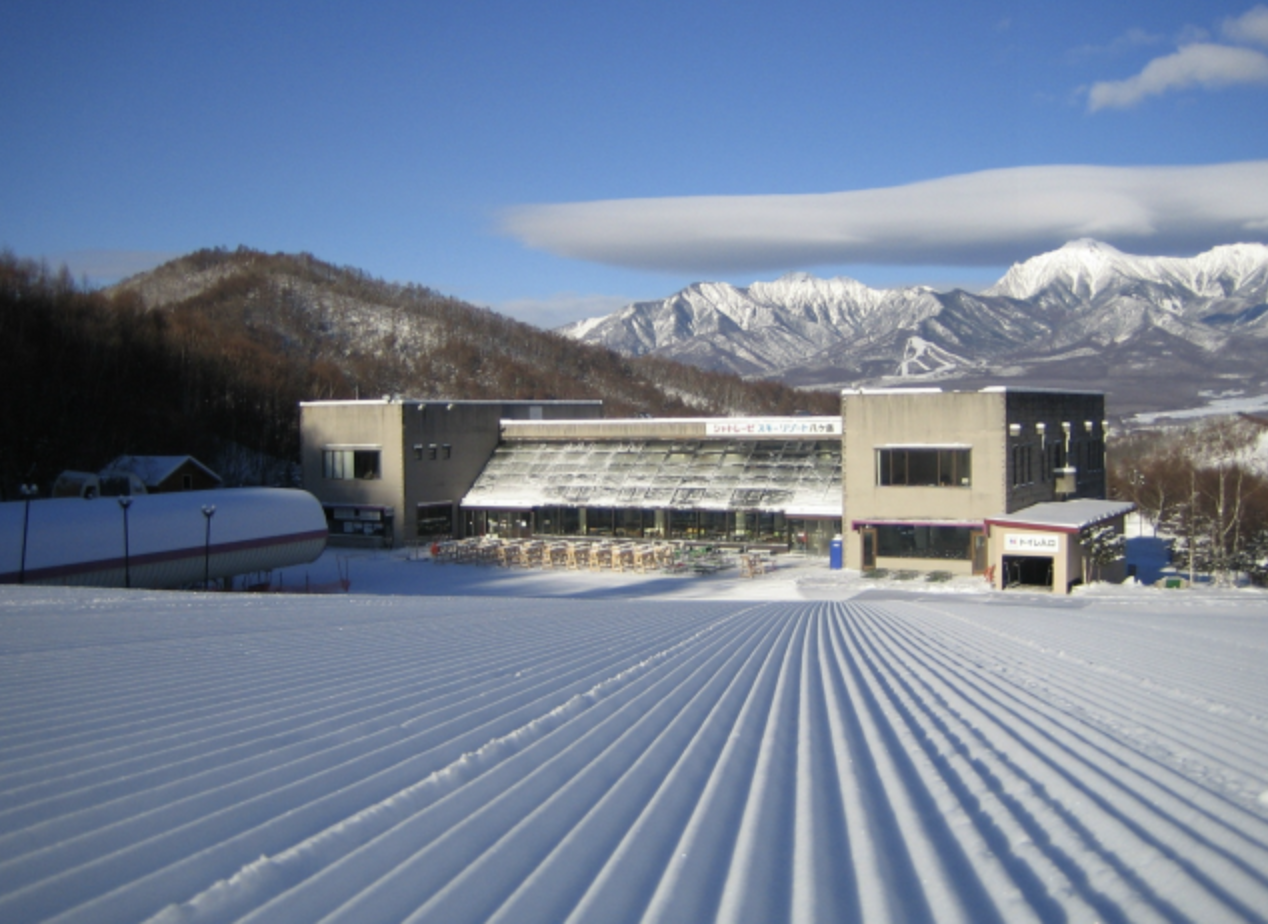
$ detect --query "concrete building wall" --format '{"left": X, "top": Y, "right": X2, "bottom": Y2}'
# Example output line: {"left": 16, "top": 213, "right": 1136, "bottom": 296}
{"left": 302, "top": 399, "right": 605, "bottom": 546}
{"left": 301, "top": 402, "right": 406, "bottom": 540}
{"left": 401, "top": 403, "right": 509, "bottom": 544}
{"left": 841, "top": 389, "right": 1111, "bottom": 575}
{"left": 842, "top": 390, "right": 1007, "bottom": 568}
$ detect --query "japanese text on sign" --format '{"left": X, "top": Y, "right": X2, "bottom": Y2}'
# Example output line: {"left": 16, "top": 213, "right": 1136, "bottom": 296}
{"left": 705, "top": 419, "right": 842, "bottom": 437}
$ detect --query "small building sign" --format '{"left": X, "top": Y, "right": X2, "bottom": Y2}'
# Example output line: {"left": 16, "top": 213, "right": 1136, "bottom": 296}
{"left": 1004, "top": 532, "right": 1061, "bottom": 553}
{"left": 705, "top": 418, "right": 842, "bottom": 437}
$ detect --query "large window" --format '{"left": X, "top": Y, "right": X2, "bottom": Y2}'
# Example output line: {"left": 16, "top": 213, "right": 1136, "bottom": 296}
{"left": 876, "top": 524, "right": 974, "bottom": 560}
{"left": 323, "top": 448, "right": 381, "bottom": 480}
{"left": 877, "top": 448, "right": 971, "bottom": 487}
{"left": 1011, "top": 444, "right": 1034, "bottom": 487}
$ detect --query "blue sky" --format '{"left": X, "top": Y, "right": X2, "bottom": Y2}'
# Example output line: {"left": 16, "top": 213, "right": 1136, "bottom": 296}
{"left": 2, "top": 1, "right": 1266, "bottom": 327}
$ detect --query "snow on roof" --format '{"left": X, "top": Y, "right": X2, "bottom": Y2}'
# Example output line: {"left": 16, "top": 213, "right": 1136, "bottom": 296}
{"left": 986, "top": 499, "right": 1135, "bottom": 533}
{"left": 501, "top": 416, "right": 841, "bottom": 428}
{"left": 845, "top": 386, "right": 1105, "bottom": 397}
{"left": 843, "top": 387, "right": 944, "bottom": 395}
{"left": 851, "top": 518, "right": 984, "bottom": 529}
{"left": 463, "top": 438, "right": 842, "bottom": 515}
{"left": 299, "top": 398, "right": 603, "bottom": 407}
{"left": 100, "top": 455, "right": 221, "bottom": 487}
{"left": 977, "top": 385, "right": 1106, "bottom": 396}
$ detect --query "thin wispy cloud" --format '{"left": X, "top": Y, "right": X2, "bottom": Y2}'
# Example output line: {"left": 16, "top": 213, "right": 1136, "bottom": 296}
{"left": 1088, "top": 43, "right": 1268, "bottom": 110}
{"left": 1088, "top": 5, "right": 1268, "bottom": 110}
{"left": 1069, "top": 27, "right": 1164, "bottom": 61}
{"left": 1223, "top": 4, "right": 1268, "bottom": 45}
{"left": 500, "top": 161, "right": 1268, "bottom": 275}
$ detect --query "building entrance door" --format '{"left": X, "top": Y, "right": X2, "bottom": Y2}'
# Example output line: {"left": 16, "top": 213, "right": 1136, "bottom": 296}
{"left": 971, "top": 529, "right": 987, "bottom": 574}
{"left": 1003, "top": 555, "right": 1054, "bottom": 589}
{"left": 861, "top": 528, "right": 877, "bottom": 570}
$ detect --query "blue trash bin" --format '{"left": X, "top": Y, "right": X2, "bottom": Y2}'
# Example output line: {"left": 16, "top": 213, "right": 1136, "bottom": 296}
{"left": 829, "top": 535, "right": 843, "bottom": 570}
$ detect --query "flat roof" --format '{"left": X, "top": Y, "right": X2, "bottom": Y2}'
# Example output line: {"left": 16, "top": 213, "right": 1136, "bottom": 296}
{"left": 300, "top": 398, "right": 603, "bottom": 407}
{"left": 986, "top": 499, "right": 1135, "bottom": 533}
{"left": 842, "top": 386, "right": 1105, "bottom": 396}
{"left": 502, "top": 415, "right": 840, "bottom": 426}
{"left": 501, "top": 417, "right": 843, "bottom": 444}
{"left": 851, "top": 519, "right": 984, "bottom": 529}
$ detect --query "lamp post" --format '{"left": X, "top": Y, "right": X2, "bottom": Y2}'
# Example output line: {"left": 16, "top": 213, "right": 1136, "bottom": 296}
{"left": 201, "top": 504, "right": 216, "bottom": 590}
{"left": 117, "top": 496, "right": 133, "bottom": 588}
{"left": 18, "top": 484, "right": 38, "bottom": 584}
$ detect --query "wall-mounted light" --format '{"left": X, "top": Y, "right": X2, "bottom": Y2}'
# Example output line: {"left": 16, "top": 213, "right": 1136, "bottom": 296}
{"left": 1008, "top": 423, "right": 1022, "bottom": 437}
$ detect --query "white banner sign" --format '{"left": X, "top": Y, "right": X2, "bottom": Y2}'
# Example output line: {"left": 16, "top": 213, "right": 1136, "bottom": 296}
{"left": 1004, "top": 533, "right": 1061, "bottom": 553}
{"left": 705, "top": 418, "right": 842, "bottom": 437}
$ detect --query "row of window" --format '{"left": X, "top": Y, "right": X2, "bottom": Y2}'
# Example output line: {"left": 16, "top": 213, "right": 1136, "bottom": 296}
{"left": 875, "top": 441, "right": 1106, "bottom": 491}
{"left": 466, "top": 506, "right": 842, "bottom": 552}
{"left": 331, "top": 440, "right": 1101, "bottom": 488}
{"left": 876, "top": 448, "right": 971, "bottom": 487}
{"left": 323, "top": 444, "right": 455, "bottom": 480}
{"left": 1010, "top": 439, "right": 1105, "bottom": 488}
{"left": 415, "top": 443, "right": 452, "bottom": 461}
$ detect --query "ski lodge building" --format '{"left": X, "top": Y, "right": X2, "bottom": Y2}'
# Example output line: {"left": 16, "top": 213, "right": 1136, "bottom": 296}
{"left": 300, "top": 387, "right": 1132, "bottom": 592}
{"left": 841, "top": 387, "right": 1132, "bottom": 592}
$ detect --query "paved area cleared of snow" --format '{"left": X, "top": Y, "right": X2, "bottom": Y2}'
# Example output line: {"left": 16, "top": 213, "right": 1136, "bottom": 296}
{"left": 2, "top": 559, "right": 1267, "bottom": 923}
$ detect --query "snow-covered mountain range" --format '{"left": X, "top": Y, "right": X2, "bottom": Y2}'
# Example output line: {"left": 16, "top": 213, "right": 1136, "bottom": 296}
{"left": 559, "top": 240, "right": 1268, "bottom": 416}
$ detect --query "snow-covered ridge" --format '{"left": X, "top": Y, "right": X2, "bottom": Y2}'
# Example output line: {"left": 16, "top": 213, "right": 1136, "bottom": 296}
{"left": 558, "top": 240, "right": 1268, "bottom": 412}
{"left": 987, "top": 239, "right": 1268, "bottom": 301}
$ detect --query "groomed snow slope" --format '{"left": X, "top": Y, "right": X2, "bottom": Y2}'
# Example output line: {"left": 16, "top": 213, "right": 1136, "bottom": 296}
{"left": 1, "top": 586, "right": 1267, "bottom": 923}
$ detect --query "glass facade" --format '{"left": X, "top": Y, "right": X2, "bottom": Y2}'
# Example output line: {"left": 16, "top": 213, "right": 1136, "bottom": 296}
{"left": 465, "top": 505, "right": 839, "bottom": 550}
{"left": 466, "top": 439, "right": 840, "bottom": 514}
{"left": 461, "top": 438, "right": 842, "bottom": 552}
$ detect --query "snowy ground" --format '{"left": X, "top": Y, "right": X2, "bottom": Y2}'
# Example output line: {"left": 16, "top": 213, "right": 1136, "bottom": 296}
{"left": 1128, "top": 391, "right": 1268, "bottom": 426}
{"left": 2, "top": 552, "right": 1268, "bottom": 923}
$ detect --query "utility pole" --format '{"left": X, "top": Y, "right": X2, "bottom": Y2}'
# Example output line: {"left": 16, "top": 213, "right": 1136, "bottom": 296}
{"left": 118, "top": 496, "right": 133, "bottom": 588}
{"left": 201, "top": 504, "right": 217, "bottom": 589}
{"left": 18, "top": 484, "right": 38, "bottom": 584}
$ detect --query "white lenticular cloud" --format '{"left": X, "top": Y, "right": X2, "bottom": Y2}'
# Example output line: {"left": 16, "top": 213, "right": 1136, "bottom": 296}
{"left": 1087, "top": 42, "right": 1268, "bottom": 110}
{"left": 500, "top": 161, "right": 1268, "bottom": 274}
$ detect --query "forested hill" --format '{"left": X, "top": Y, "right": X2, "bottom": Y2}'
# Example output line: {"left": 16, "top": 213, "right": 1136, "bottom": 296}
{"left": 0, "top": 248, "right": 836, "bottom": 497}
